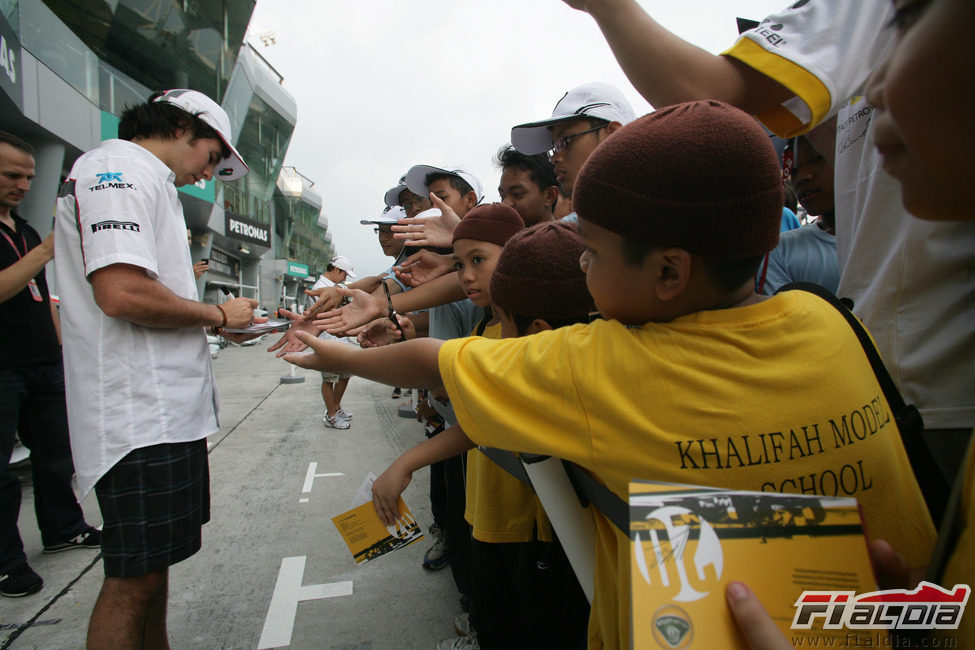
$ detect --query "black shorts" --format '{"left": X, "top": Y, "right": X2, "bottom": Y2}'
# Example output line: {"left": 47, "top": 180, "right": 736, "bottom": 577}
{"left": 95, "top": 439, "right": 210, "bottom": 578}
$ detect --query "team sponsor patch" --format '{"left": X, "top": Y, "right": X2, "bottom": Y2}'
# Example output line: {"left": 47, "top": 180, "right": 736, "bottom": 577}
{"left": 652, "top": 605, "right": 693, "bottom": 648}
{"left": 88, "top": 171, "right": 135, "bottom": 192}
{"left": 91, "top": 220, "right": 140, "bottom": 233}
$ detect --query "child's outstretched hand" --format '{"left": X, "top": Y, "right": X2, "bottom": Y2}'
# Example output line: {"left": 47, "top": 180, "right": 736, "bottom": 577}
{"left": 267, "top": 309, "right": 324, "bottom": 357}
{"left": 282, "top": 331, "right": 350, "bottom": 371}
{"left": 391, "top": 196, "right": 461, "bottom": 248}
{"left": 314, "top": 288, "right": 385, "bottom": 335}
{"left": 372, "top": 461, "right": 413, "bottom": 526}
{"left": 357, "top": 315, "right": 415, "bottom": 348}
{"left": 394, "top": 249, "right": 453, "bottom": 287}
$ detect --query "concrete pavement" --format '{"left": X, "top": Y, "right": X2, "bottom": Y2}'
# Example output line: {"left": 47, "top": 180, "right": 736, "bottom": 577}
{"left": 3, "top": 340, "right": 459, "bottom": 649}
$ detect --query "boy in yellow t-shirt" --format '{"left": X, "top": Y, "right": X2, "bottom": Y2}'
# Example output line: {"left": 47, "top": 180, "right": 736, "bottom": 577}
{"left": 287, "top": 101, "right": 936, "bottom": 650}
{"left": 373, "top": 218, "right": 594, "bottom": 649}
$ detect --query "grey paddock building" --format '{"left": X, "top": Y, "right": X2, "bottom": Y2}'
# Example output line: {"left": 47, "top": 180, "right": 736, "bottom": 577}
{"left": 0, "top": 1, "right": 336, "bottom": 310}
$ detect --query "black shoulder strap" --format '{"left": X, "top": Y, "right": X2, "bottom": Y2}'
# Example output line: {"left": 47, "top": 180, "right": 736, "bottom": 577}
{"left": 478, "top": 445, "right": 632, "bottom": 535}
{"left": 474, "top": 307, "right": 492, "bottom": 336}
{"left": 561, "top": 461, "right": 630, "bottom": 534}
{"left": 476, "top": 447, "right": 531, "bottom": 485}
{"left": 778, "top": 282, "right": 950, "bottom": 526}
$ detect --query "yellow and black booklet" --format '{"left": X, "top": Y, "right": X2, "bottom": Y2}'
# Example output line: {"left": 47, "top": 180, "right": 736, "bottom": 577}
{"left": 630, "top": 481, "right": 878, "bottom": 649}
{"left": 331, "top": 474, "right": 424, "bottom": 565}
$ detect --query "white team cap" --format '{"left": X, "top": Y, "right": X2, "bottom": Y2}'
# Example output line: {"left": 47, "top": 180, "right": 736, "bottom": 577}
{"left": 152, "top": 89, "right": 249, "bottom": 181}
{"left": 360, "top": 205, "right": 406, "bottom": 225}
{"left": 405, "top": 165, "right": 484, "bottom": 204}
{"left": 329, "top": 255, "right": 356, "bottom": 278}
{"left": 510, "top": 82, "right": 636, "bottom": 156}
{"left": 383, "top": 173, "right": 409, "bottom": 208}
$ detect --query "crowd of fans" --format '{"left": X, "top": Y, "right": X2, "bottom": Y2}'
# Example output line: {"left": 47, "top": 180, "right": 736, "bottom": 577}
{"left": 1, "top": 0, "right": 970, "bottom": 648}
{"left": 280, "top": 1, "right": 973, "bottom": 648}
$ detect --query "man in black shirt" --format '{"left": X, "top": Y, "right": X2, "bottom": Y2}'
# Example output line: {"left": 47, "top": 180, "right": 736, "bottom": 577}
{"left": 0, "top": 131, "right": 99, "bottom": 598}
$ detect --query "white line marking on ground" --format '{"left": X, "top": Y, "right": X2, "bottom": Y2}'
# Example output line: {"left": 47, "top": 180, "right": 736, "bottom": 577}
{"left": 257, "top": 556, "right": 354, "bottom": 649}
{"left": 301, "top": 461, "right": 343, "bottom": 493}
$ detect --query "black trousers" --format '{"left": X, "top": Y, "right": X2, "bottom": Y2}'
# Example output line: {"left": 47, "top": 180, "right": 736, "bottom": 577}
{"left": 469, "top": 535, "right": 590, "bottom": 650}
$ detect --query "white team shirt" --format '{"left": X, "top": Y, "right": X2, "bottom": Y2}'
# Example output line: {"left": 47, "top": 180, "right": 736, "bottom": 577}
{"left": 54, "top": 139, "right": 219, "bottom": 497}
{"left": 725, "top": 0, "right": 975, "bottom": 429}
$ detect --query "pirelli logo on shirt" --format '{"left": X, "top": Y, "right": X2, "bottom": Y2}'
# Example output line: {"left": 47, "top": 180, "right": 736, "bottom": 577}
{"left": 91, "top": 220, "right": 140, "bottom": 233}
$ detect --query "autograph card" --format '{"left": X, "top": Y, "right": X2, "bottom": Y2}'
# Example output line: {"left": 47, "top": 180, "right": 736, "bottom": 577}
{"left": 629, "top": 481, "right": 877, "bottom": 649}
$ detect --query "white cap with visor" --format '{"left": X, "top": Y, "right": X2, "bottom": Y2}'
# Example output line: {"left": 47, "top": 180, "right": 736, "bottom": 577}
{"left": 510, "top": 82, "right": 636, "bottom": 156}
{"left": 152, "top": 89, "right": 249, "bottom": 181}
{"left": 405, "top": 165, "right": 484, "bottom": 204}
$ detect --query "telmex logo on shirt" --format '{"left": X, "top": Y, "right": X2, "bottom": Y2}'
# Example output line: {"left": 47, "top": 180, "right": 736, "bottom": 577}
{"left": 753, "top": 21, "right": 788, "bottom": 48}
{"left": 88, "top": 171, "right": 135, "bottom": 192}
{"left": 91, "top": 220, "right": 140, "bottom": 233}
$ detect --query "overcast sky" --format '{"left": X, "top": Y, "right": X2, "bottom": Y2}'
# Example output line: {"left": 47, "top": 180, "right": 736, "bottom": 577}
{"left": 247, "top": 0, "right": 787, "bottom": 275}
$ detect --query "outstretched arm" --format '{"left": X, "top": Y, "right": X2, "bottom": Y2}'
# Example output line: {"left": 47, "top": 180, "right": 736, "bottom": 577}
{"left": 563, "top": 0, "right": 791, "bottom": 113}
{"left": 372, "top": 424, "right": 476, "bottom": 525}
{"left": 285, "top": 330, "right": 445, "bottom": 388}
{"left": 391, "top": 272, "right": 465, "bottom": 314}
{"left": 394, "top": 249, "right": 453, "bottom": 287}
{"left": 357, "top": 314, "right": 417, "bottom": 347}
{"left": 266, "top": 308, "right": 326, "bottom": 356}
{"left": 391, "top": 194, "right": 462, "bottom": 248}
{"left": 315, "top": 272, "right": 464, "bottom": 335}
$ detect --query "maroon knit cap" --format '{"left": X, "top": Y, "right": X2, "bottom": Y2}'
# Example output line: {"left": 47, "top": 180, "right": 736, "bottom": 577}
{"left": 452, "top": 202, "right": 525, "bottom": 247}
{"left": 573, "top": 100, "right": 783, "bottom": 259}
{"left": 490, "top": 221, "right": 595, "bottom": 320}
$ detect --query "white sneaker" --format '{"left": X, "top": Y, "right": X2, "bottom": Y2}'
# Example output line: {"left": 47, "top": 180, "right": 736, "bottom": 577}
{"left": 454, "top": 612, "right": 475, "bottom": 637}
{"left": 335, "top": 408, "right": 353, "bottom": 420}
{"left": 323, "top": 414, "right": 350, "bottom": 429}
{"left": 436, "top": 634, "right": 478, "bottom": 650}
{"left": 422, "top": 524, "right": 448, "bottom": 570}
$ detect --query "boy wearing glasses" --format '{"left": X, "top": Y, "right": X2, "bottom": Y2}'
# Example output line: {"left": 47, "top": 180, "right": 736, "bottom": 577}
{"left": 510, "top": 81, "right": 635, "bottom": 221}
{"left": 383, "top": 174, "right": 434, "bottom": 220}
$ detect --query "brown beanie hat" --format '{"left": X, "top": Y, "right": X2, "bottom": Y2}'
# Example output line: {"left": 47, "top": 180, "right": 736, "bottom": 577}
{"left": 573, "top": 100, "right": 783, "bottom": 259}
{"left": 451, "top": 202, "right": 525, "bottom": 247}
{"left": 490, "top": 221, "right": 595, "bottom": 320}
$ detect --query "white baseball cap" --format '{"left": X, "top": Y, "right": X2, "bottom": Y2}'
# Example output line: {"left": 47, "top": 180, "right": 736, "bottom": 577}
{"left": 510, "top": 82, "right": 637, "bottom": 156}
{"left": 383, "top": 184, "right": 408, "bottom": 208}
{"left": 329, "top": 255, "right": 356, "bottom": 278}
{"left": 360, "top": 205, "right": 406, "bottom": 225}
{"left": 383, "top": 174, "right": 409, "bottom": 208}
{"left": 405, "top": 165, "right": 484, "bottom": 204}
{"left": 152, "top": 89, "right": 249, "bottom": 181}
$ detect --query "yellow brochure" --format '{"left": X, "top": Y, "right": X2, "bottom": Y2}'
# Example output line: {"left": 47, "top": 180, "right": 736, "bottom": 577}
{"left": 331, "top": 497, "right": 423, "bottom": 564}
{"left": 630, "top": 481, "right": 877, "bottom": 649}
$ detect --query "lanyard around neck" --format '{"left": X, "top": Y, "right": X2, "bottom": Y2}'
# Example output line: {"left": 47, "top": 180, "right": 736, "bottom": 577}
{"left": 0, "top": 225, "right": 27, "bottom": 260}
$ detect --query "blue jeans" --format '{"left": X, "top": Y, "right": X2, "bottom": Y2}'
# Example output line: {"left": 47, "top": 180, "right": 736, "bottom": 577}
{"left": 0, "top": 361, "right": 88, "bottom": 570}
